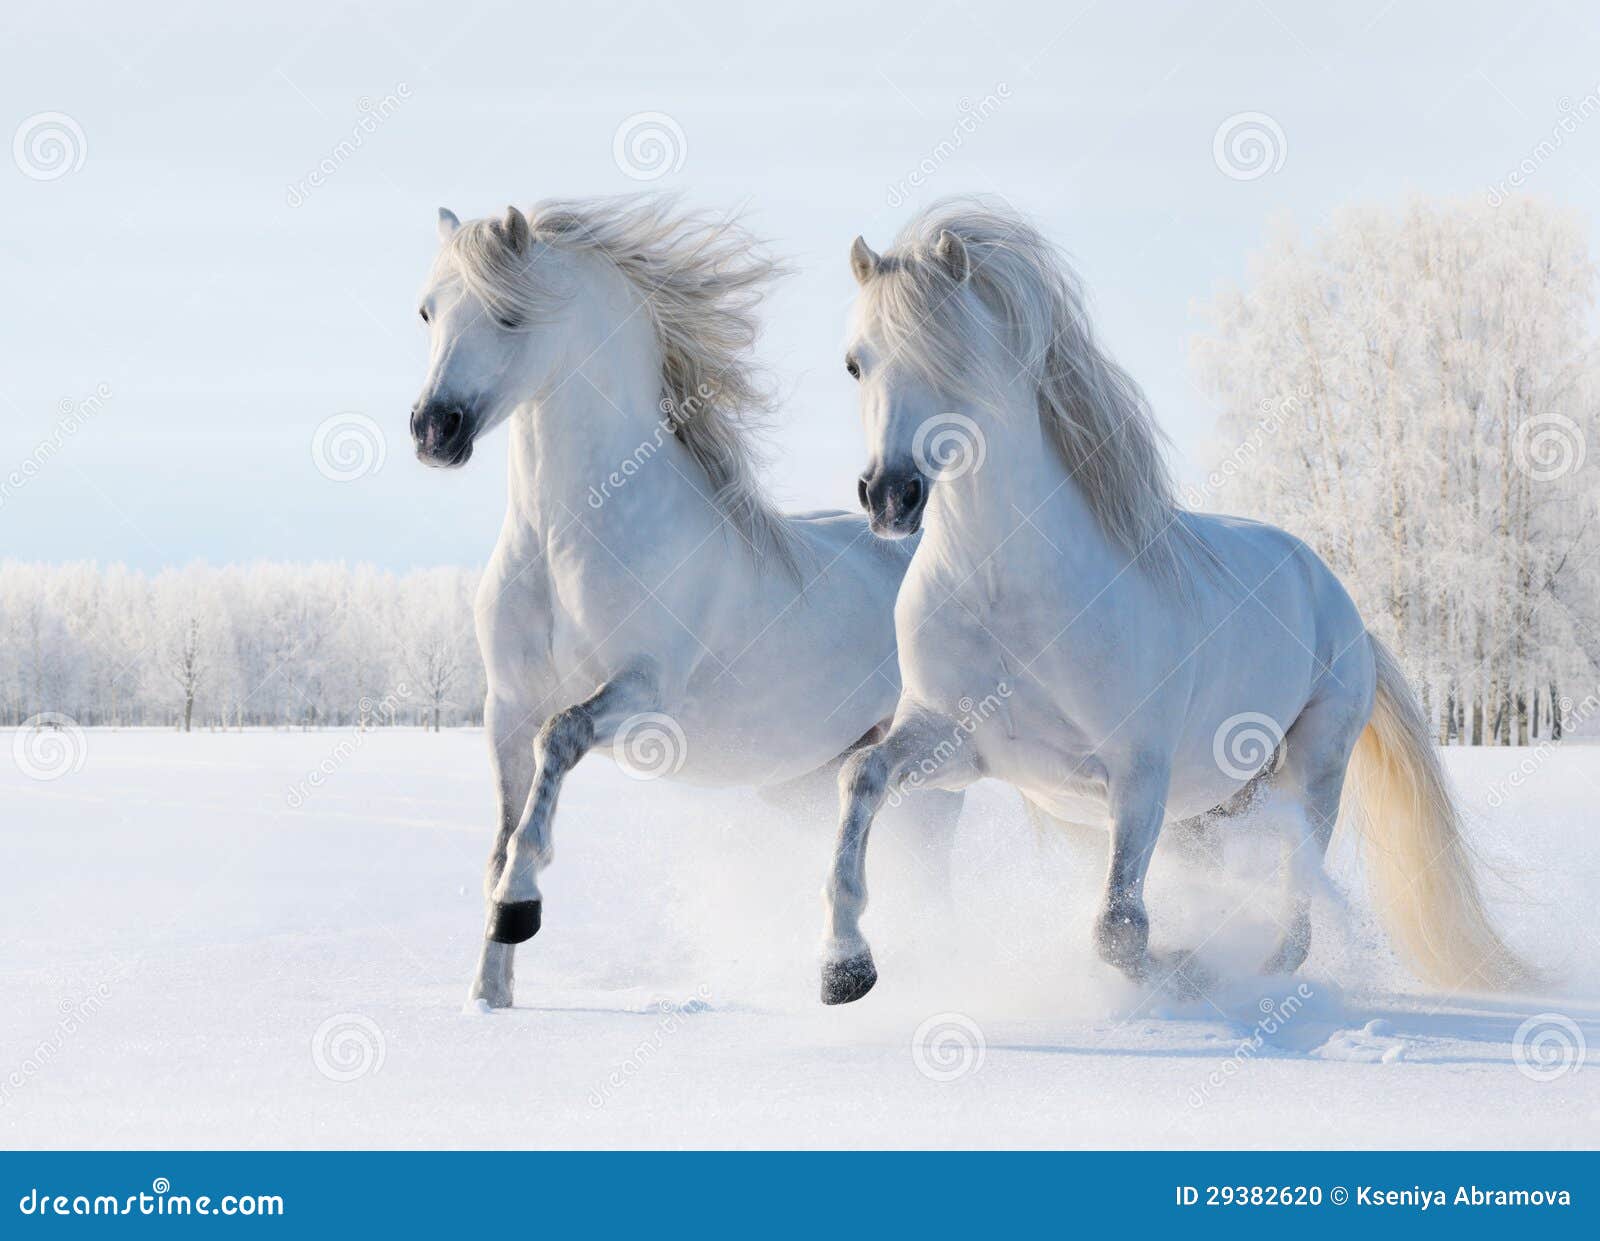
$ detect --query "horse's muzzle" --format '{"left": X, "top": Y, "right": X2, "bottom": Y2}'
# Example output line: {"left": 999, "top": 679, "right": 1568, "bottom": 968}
{"left": 858, "top": 465, "right": 927, "bottom": 538}
{"left": 411, "top": 403, "right": 474, "bottom": 468}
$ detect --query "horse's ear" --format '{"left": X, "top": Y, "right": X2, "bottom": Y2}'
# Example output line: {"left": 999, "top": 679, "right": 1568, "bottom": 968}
{"left": 849, "top": 235, "right": 880, "bottom": 285}
{"left": 437, "top": 208, "right": 460, "bottom": 242}
{"left": 501, "top": 205, "right": 531, "bottom": 255}
{"left": 934, "top": 229, "right": 970, "bottom": 283}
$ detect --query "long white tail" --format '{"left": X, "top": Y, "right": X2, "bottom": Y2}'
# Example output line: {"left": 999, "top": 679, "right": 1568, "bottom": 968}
{"left": 1345, "top": 636, "right": 1530, "bottom": 991}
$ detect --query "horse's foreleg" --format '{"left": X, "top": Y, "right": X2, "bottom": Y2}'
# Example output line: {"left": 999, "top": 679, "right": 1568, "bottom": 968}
{"left": 468, "top": 695, "right": 539, "bottom": 1008}
{"left": 487, "top": 666, "right": 658, "bottom": 944}
{"left": 821, "top": 711, "right": 972, "bottom": 1005}
{"left": 1093, "top": 755, "right": 1172, "bottom": 981}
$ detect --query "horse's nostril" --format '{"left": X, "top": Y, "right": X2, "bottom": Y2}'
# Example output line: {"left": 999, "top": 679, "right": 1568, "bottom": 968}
{"left": 902, "top": 477, "right": 923, "bottom": 511}
{"left": 409, "top": 408, "right": 421, "bottom": 438}
{"left": 857, "top": 476, "right": 871, "bottom": 512}
{"left": 441, "top": 410, "right": 464, "bottom": 440}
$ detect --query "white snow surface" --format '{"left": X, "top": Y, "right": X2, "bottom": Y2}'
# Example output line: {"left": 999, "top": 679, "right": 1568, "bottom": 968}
{"left": 2, "top": 729, "right": 1596, "bottom": 1149}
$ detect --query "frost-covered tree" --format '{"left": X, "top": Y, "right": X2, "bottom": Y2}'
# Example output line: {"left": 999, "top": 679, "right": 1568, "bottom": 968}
{"left": 0, "top": 561, "right": 485, "bottom": 730}
{"left": 1192, "top": 196, "right": 1600, "bottom": 743}
{"left": 391, "top": 568, "right": 478, "bottom": 732}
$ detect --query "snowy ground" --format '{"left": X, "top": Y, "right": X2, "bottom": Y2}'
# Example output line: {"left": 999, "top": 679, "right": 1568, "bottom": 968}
{"left": 2, "top": 727, "right": 1596, "bottom": 1149}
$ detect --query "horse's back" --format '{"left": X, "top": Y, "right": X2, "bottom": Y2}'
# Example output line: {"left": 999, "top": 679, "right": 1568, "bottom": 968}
{"left": 1179, "top": 509, "right": 1373, "bottom": 694}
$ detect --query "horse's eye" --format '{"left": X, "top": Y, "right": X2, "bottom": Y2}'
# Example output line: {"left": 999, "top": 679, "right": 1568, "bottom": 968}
{"left": 497, "top": 315, "right": 523, "bottom": 330}
{"left": 419, "top": 307, "right": 429, "bottom": 323}
{"left": 845, "top": 355, "right": 861, "bottom": 380}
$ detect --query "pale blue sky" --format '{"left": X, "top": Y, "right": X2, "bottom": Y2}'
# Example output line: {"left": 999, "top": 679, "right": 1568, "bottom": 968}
{"left": 5, "top": 0, "right": 1599, "bottom": 569}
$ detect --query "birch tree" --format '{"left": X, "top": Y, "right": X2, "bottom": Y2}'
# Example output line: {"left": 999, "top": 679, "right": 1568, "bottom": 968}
{"left": 1191, "top": 195, "right": 1599, "bottom": 742}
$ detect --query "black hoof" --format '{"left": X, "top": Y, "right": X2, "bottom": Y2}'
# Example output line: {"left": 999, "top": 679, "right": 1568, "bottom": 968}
{"left": 488, "top": 899, "right": 541, "bottom": 944}
{"left": 821, "top": 950, "right": 877, "bottom": 1005}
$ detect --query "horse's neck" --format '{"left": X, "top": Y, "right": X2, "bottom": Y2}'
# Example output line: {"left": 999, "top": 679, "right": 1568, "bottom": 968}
{"left": 924, "top": 405, "right": 1107, "bottom": 578}
{"left": 503, "top": 326, "right": 714, "bottom": 553}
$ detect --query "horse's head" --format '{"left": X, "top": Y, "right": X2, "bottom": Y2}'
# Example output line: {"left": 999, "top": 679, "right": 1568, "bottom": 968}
{"left": 843, "top": 226, "right": 1000, "bottom": 538}
{"left": 411, "top": 205, "right": 586, "bottom": 468}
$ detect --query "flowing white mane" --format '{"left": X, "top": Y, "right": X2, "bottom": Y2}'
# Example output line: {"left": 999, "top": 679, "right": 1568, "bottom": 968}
{"left": 443, "top": 196, "right": 799, "bottom": 569}
{"left": 862, "top": 198, "right": 1185, "bottom": 581}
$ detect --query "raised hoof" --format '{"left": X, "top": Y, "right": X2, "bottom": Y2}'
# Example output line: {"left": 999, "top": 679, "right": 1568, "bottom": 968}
{"left": 488, "top": 899, "right": 541, "bottom": 944}
{"left": 821, "top": 950, "right": 878, "bottom": 1005}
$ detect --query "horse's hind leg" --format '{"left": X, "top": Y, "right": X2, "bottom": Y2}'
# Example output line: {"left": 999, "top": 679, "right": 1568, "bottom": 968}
{"left": 1261, "top": 694, "right": 1364, "bottom": 976}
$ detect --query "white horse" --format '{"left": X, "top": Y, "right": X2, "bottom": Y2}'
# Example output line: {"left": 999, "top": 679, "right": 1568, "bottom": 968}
{"left": 409, "top": 197, "right": 960, "bottom": 1009}
{"left": 820, "top": 199, "right": 1529, "bottom": 1004}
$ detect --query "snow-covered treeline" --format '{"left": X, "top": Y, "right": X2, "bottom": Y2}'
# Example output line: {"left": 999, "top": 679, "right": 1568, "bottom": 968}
{"left": 0, "top": 562, "right": 485, "bottom": 731}
{"left": 1191, "top": 196, "right": 1600, "bottom": 744}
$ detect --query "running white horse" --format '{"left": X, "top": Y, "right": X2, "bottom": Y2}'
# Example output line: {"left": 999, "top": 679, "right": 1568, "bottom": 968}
{"left": 409, "top": 198, "right": 960, "bottom": 1009}
{"left": 820, "top": 200, "right": 1529, "bottom": 1004}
